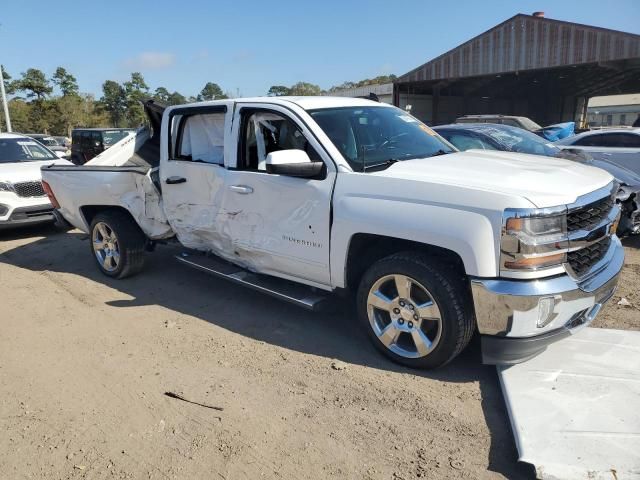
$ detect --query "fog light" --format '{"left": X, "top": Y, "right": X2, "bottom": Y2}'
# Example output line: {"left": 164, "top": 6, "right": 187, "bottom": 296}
{"left": 537, "top": 296, "right": 557, "bottom": 328}
{"left": 0, "top": 204, "right": 8, "bottom": 216}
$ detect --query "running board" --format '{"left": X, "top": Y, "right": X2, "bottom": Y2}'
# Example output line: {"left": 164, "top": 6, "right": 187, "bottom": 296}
{"left": 175, "top": 252, "right": 330, "bottom": 311}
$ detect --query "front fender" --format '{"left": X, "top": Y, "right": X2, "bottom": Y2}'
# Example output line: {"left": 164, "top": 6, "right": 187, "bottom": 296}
{"left": 330, "top": 195, "right": 499, "bottom": 288}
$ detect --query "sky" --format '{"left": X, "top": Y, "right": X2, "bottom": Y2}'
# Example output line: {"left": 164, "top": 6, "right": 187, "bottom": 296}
{"left": 1, "top": 0, "right": 639, "bottom": 99}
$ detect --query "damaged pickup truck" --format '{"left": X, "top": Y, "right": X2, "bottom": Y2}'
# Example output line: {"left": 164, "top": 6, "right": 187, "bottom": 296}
{"left": 41, "top": 97, "right": 624, "bottom": 369}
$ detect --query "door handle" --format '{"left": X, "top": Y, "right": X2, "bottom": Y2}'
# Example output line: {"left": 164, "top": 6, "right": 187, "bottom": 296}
{"left": 229, "top": 185, "right": 254, "bottom": 194}
{"left": 166, "top": 176, "right": 187, "bottom": 185}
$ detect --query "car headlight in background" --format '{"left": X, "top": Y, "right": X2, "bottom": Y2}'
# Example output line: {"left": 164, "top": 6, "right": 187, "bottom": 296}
{"left": 501, "top": 208, "right": 569, "bottom": 275}
{"left": 0, "top": 181, "right": 14, "bottom": 192}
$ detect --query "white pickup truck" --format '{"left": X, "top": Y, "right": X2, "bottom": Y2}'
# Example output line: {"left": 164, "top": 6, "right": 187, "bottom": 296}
{"left": 41, "top": 97, "right": 624, "bottom": 369}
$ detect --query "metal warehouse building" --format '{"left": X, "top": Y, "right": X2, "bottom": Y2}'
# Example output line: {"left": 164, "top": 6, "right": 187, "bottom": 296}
{"left": 394, "top": 13, "right": 640, "bottom": 127}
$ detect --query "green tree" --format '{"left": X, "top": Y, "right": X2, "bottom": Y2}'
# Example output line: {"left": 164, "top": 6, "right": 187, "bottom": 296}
{"left": 27, "top": 99, "right": 54, "bottom": 132}
{"left": 50, "top": 95, "right": 89, "bottom": 135}
{"left": 52, "top": 67, "right": 79, "bottom": 97}
{"left": 167, "top": 91, "right": 187, "bottom": 105}
{"left": 100, "top": 80, "right": 127, "bottom": 127}
{"left": 267, "top": 85, "right": 290, "bottom": 96}
{"left": 3, "top": 99, "right": 30, "bottom": 132}
{"left": 288, "top": 82, "right": 322, "bottom": 96}
{"left": 328, "top": 74, "right": 397, "bottom": 93}
{"left": 197, "top": 82, "right": 226, "bottom": 101}
{"left": 153, "top": 87, "right": 170, "bottom": 103}
{"left": 123, "top": 72, "right": 149, "bottom": 127}
{"left": 15, "top": 68, "right": 52, "bottom": 99}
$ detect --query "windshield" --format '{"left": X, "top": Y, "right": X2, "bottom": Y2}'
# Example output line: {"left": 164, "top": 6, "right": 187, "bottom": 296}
{"left": 309, "top": 106, "right": 455, "bottom": 171}
{"left": 0, "top": 138, "right": 57, "bottom": 163}
{"left": 518, "top": 117, "right": 542, "bottom": 131}
{"left": 477, "top": 125, "right": 560, "bottom": 156}
{"left": 102, "top": 130, "right": 129, "bottom": 147}
{"left": 38, "top": 137, "right": 59, "bottom": 146}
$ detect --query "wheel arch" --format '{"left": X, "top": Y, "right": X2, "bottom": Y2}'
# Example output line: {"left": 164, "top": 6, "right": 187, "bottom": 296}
{"left": 81, "top": 205, "right": 144, "bottom": 235}
{"left": 343, "top": 233, "right": 468, "bottom": 292}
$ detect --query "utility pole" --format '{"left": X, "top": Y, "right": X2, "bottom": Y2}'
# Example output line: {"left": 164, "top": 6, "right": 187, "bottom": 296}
{"left": 0, "top": 64, "right": 11, "bottom": 132}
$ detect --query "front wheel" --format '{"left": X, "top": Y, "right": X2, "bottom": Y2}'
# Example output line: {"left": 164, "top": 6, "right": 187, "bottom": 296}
{"left": 356, "top": 252, "right": 474, "bottom": 369}
{"left": 90, "top": 211, "right": 146, "bottom": 279}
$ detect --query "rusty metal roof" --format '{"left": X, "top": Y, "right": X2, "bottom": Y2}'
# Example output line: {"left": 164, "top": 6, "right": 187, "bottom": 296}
{"left": 398, "top": 14, "right": 640, "bottom": 84}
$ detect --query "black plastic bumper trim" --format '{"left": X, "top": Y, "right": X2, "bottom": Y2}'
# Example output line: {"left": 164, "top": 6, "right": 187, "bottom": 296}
{"left": 481, "top": 328, "right": 572, "bottom": 365}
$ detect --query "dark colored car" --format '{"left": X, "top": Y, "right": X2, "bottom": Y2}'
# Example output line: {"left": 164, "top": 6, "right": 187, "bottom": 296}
{"left": 71, "top": 128, "right": 133, "bottom": 165}
{"left": 434, "top": 123, "right": 640, "bottom": 236}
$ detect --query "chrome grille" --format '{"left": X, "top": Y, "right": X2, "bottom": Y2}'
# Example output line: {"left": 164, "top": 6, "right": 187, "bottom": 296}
{"left": 568, "top": 237, "right": 611, "bottom": 278}
{"left": 567, "top": 196, "right": 614, "bottom": 232}
{"left": 13, "top": 181, "right": 46, "bottom": 198}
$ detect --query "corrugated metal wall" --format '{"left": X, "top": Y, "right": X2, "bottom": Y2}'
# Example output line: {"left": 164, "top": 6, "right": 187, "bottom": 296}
{"left": 398, "top": 15, "right": 640, "bottom": 83}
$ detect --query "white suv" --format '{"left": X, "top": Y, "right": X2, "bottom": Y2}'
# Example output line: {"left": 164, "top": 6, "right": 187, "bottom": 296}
{"left": 0, "top": 133, "right": 72, "bottom": 228}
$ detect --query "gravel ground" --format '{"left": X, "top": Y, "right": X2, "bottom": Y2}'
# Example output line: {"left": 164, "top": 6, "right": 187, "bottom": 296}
{"left": 1, "top": 225, "right": 637, "bottom": 480}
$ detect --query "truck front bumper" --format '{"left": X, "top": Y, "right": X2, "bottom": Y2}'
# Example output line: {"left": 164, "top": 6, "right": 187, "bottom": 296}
{"left": 471, "top": 236, "right": 624, "bottom": 365}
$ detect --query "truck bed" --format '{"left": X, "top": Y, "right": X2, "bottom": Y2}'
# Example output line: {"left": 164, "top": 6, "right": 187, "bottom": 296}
{"left": 41, "top": 163, "right": 172, "bottom": 239}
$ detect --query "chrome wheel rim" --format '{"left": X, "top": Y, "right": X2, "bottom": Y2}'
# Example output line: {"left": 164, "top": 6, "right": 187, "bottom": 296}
{"left": 367, "top": 274, "right": 442, "bottom": 359}
{"left": 92, "top": 222, "right": 120, "bottom": 272}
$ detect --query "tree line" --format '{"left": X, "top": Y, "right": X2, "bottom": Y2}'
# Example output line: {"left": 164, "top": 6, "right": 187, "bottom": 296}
{"left": 267, "top": 75, "right": 397, "bottom": 96}
{"left": 0, "top": 67, "right": 230, "bottom": 136}
{"left": 1, "top": 66, "right": 396, "bottom": 136}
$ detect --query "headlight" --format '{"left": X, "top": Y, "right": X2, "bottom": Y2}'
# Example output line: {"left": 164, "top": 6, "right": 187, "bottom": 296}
{"left": 505, "top": 215, "right": 566, "bottom": 243}
{"left": 0, "top": 181, "right": 14, "bottom": 192}
{"left": 501, "top": 208, "right": 568, "bottom": 275}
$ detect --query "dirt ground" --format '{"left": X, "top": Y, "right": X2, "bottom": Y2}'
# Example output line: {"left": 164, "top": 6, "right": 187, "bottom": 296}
{"left": 1, "top": 226, "right": 638, "bottom": 480}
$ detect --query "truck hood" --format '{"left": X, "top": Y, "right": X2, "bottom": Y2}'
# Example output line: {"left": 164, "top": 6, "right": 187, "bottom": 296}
{"left": 0, "top": 159, "right": 73, "bottom": 184}
{"left": 375, "top": 150, "right": 613, "bottom": 208}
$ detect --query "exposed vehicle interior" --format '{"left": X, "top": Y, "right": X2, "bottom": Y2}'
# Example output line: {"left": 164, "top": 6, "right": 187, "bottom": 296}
{"left": 241, "top": 111, "right": 321, "bottom": 170}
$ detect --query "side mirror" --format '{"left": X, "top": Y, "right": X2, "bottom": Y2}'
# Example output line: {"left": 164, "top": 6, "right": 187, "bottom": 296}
{"left": 265, "top": 150, "right": 324, "bottom": 178}
{"left": 55, "top": 151, "right": 67, "bottom": 159}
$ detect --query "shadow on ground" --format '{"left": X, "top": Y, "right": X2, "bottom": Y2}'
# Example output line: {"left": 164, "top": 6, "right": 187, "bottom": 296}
{"left": 0, "top": 227, "right": 534, "bottom": 479}
{"left": 623, "top": 234, "right": 640, "bottom": 249}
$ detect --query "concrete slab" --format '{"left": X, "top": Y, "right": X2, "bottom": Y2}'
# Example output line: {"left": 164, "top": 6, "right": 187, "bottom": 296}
{"left": 498, "top": 327, "right": 640, "bottom": 480}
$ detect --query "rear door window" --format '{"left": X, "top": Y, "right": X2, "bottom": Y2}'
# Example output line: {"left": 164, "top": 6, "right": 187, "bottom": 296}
{"left": 175, "top": 112, "right": 226, "bottom": 164}
{"left": 80, "top": 131, "right": 91, "bottom": 148}
{"left": 91, "top": 131, "right": 103, "bottom": 148}
{"left": 575, "top": 133, "right": 640, "bottom": 148}
{"left": 103, "top": 130, "right": 128, "bottom": 147}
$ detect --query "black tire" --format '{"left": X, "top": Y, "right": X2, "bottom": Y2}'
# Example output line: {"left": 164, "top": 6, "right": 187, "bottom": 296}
{"left": 356, "top": 251, "right": 475, "bottom": 369}
{"left": 89, "top": 210, "right": 146, "bottom": 279}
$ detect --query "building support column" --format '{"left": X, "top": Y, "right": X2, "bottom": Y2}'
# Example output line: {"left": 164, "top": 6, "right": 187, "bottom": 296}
{"left": 432, "top": 87, "right": 440, "bottom": 126}
{"left": 575, "top": 96, "right": 589, "bottom": 129}
{"left": 393, "top": 83, "right": 400, "bottom": 107}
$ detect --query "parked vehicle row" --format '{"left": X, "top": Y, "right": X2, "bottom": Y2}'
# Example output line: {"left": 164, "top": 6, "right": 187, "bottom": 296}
{"left": 555, "top": 128, "right": 640, "bottom": 175}
{"left": 454, "top": 114, "right": 575, "bottom": 141}
{"left": 25, "top": 134, "right": 70, "bottom": 157}
{"left": 40, "top": 97, "right": 624, "bottom": 370}
{"left": 0, "top": 133, "right": 72, "bottom": 228}
{"left": 434, "top": 123, "right": 640, "bottom": 236}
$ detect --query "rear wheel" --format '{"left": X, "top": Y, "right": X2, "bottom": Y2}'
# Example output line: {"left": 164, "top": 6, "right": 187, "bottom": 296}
{"left": 90, "top": 211, "right": 146, "bottom": 278}
{"left": 356, "top": 252, "right": 474, "bottom": 369}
